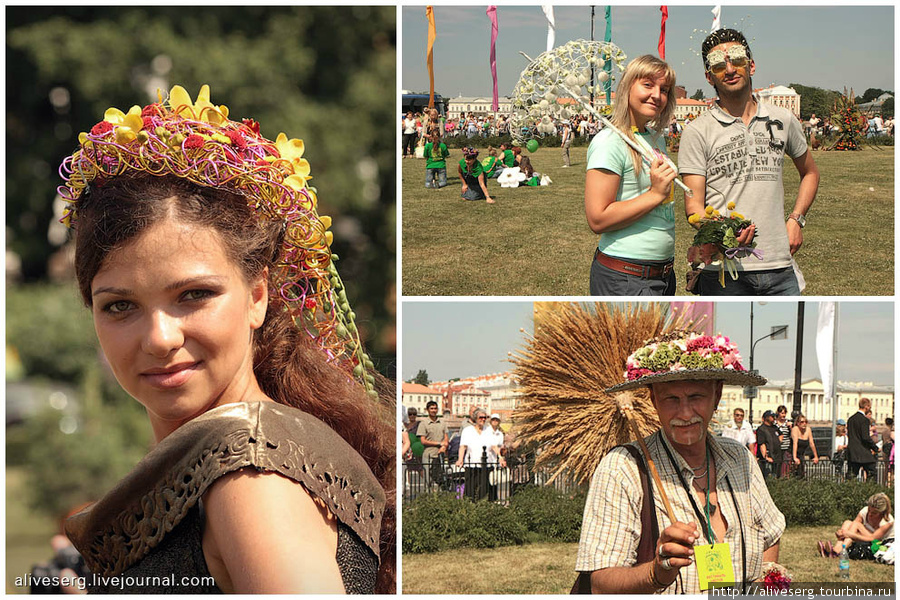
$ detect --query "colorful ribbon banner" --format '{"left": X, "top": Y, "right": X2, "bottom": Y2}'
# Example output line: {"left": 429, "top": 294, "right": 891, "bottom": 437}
{"left": 603, "top": 6, "right": 612, "bottom": 105}
{"left": 426, "top": 6, "right": 436, "bottom": 108}
{"left": 487, "top": 6, "right": 499, "bottom": 112}
{"left": 659, "top": 6, "right": 668, "bottom": 59}
{"left": 542, "top": 5, "right": 555, "bottom": 53}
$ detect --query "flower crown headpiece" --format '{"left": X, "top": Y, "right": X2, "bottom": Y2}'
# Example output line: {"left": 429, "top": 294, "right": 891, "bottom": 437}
{"left": 58, "top": 85, "right": 378, "bottom": 397}
{"left": 605, "top": 329, "right": 766, "bottom": 393}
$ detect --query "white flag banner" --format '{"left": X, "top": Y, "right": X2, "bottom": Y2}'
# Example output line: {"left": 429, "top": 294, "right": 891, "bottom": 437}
{"left": 711, "top": 5, "right": 721, "bottom": 32}
{"left": 816, "top": 302, "right": 836, "bottom": 408}
{"left": 542, "top": 5, "right": 556, "bottom": 53}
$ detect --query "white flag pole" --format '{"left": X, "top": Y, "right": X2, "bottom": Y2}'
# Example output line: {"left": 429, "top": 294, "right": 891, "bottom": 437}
{"left": 711, "top": 5, "right": 721, "bottom": 32}
{"left": 542, "top": 6, "right": 556, "bottom": 53}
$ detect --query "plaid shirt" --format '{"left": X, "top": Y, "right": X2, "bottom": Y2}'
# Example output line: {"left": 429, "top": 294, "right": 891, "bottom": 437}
{"left": 575, "top": 430, "right": 785, "bottom": 594}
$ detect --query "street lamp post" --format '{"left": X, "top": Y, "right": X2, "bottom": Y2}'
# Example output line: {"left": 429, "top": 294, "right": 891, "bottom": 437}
{"left": 748, "top": 303, "right": 789, "bottom": 424}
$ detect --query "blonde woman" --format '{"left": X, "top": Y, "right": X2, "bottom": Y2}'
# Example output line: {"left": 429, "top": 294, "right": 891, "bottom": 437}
{"left": 820, "top": 493, "right": 895, "bottom": 559}
{"left": 790, "top": 413, "right": 819, "bottom": 478}
{"left": 584, "top": 54, "right": 678, "bottom": 295}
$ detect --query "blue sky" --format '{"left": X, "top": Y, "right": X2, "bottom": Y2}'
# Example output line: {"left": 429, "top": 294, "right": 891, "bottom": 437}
{"left": 402, "top": 5, "right": 894, "bottom": 100}
{"left": 401, "top": 301, "right": 895, "bottom": 386}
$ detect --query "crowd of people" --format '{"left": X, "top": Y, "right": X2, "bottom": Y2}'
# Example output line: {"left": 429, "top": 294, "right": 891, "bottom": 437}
{"left": 402, "top": 403, "right": 516, "bottom": 502}
{"left": 804, "top": 112, "right": 895, "bottom": 142}
{"left": 721, "top": 398, "right": 893, "bottom": 483}
{"left": 402, "top": 111, "right": 605, "bottom": 141}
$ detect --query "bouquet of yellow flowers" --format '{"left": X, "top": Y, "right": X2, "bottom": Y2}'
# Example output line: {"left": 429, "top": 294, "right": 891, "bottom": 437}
{"left": 687, "top": 202, "right": 762, "bottom": 288}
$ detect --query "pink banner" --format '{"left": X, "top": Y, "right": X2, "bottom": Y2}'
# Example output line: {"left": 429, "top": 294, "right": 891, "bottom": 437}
{"left": 487, "top": 6, "right": 499, "bottom": 112}
{"left": 659, "top": 6, "right": 668, "bottom": 59}
{"left": 670, "top": 302, "right": 715, "bottom": 335}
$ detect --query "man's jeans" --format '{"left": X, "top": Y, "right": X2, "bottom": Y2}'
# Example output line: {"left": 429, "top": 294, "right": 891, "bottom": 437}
{"left": 698, "top": 266, "right": 800, "bottom": 296}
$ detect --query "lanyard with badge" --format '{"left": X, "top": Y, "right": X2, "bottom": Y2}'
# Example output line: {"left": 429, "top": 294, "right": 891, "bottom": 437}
{"left": 661, "top": 440, "right": 747, "bottom": 593}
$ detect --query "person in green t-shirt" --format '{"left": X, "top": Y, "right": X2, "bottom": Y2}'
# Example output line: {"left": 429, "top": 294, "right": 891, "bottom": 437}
{"left": 423, "top": 132, "right": 450, "bottom": 188}
{"left": 458, "top": 147, "right": 494, "bottom": 204}
{"left": 499, "top": 142, "right": 518, "bottom": 168}
{"left": 482, "top": 147, "right": 502, "bottom": 179}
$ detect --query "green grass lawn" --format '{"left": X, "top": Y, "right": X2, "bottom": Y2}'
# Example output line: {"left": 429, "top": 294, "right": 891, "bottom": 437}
{"left": 401, "top": 145, "right": 894, "bottom": 296}
{"left": 401, "top": 526, "right": 895, "bottom": 594}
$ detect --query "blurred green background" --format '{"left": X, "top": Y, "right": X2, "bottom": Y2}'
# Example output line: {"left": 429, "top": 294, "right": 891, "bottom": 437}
{"left": 6, "top": 6, "right": 396, "bottom": 592}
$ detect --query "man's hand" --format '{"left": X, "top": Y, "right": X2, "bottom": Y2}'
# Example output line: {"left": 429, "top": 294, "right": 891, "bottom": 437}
{"left": 736, "top": 223, "right": 756, "bottom": 246}
{"left": 786, "top": 218, "right": 803, "bottom": 255}
{"left": 654, "top": 521, "right": 700, "bottom": 586}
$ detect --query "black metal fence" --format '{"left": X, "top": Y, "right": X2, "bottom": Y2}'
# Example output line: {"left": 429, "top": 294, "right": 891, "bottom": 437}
{"left": 772, "top": 456, "right": 892, "bottom": 485}
{"left": 402, "top": 452, "right": 892, "bottom": 503}
{"left": 401, "top": 449, "right": 586, "bottom": 503}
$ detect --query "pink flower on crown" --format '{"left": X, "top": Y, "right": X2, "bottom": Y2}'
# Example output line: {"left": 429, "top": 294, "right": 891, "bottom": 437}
{"left": 686, "top": 335, "right": 714, "bottom": 352}
{"left": 627, "top": 367, "right": 652, "bottom": 381}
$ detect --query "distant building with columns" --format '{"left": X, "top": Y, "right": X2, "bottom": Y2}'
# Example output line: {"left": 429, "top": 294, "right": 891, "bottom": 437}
{"left": 717, "top": 378, "right": 893, "bottom": 426}
{"left": 756, "top": 85, "right": 801, "bottom": 118}
{"left": 447, "top": 96, "right": 513, "bottom": 119}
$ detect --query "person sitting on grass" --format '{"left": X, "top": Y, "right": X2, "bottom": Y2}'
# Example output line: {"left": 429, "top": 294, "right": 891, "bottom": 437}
{"left": 423, "top": 132, "right": 450, "bottom": 189}
{"left": 482, "top": 147, "right": 502, "bottom": 179}
{"left": 517, "top": 156, "right": 540, "bottom": 187}
{"left": 499, "top": 142, "right": 518, "bottom": 169}
{"left": 458, "top": 147, "right": 494, "bottom": 204}
{"left": 819, "top": 493, "right": 895, "bottom": 559}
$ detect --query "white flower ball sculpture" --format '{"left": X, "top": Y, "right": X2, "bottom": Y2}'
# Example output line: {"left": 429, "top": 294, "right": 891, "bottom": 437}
{"left": 510, "top": 39, "right": 626, "bottom": 144}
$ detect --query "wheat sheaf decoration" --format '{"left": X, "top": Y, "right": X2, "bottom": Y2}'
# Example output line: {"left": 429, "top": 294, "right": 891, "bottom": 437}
{"left": 510, "top": 302, "right": 706, "bottom": 485}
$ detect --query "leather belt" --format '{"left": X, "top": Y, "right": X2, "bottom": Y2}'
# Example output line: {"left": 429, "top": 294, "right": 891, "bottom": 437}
{"left": 594, "top": 250, "right": 674, "bottom": 280}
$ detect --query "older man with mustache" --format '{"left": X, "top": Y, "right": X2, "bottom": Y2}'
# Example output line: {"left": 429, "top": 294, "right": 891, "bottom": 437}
{"left": 575, "top": 331, "right": 785, "bottom": 594}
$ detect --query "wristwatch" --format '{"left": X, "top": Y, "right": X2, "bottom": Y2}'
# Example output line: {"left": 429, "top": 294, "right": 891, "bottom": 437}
{"left": 788, "top": 213, "right": 806, "bottom": 228}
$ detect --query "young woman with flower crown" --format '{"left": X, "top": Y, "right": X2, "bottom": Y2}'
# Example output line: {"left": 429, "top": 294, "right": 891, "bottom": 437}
{"left": 57, "top": 85, "right": 394, "bottom": 593}
{"left": 584, "top": 54, "right": 679, "bottom": 296}
{"left": 458, "top": 147, "right": 494, "bottom": 204}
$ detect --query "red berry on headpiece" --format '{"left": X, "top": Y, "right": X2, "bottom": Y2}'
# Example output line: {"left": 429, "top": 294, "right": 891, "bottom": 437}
{"left": 90, "top": 121, "right": 114, "bottom": 136}
{"left": 226, "top": 130, "right": 248, "bottom": 150}
{"left": 242, "top": 118, "right": 260, "bottom": 135}
{"left": 184, "top": 134, "right": 204, "bottom": 149}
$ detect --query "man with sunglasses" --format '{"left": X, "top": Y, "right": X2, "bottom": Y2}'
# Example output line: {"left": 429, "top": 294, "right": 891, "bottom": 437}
{"left": 679, "top": 29, "right": 820, "bottom": 295}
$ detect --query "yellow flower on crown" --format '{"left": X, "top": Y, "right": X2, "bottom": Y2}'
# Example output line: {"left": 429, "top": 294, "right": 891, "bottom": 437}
{"left": 705, "top": 205, "right": 715, "bottom": 216}
{"left": 104, "top": 105, "right": 144, "bottom": 144}
{"left": 726, "top": 201, "right": 736, "bottom": 210}
{"left": 688, "top": 213, "right": 701, "bottom": 224}
{"left": 275, "top": 133, "right": 312, "bottom": 189}
{"left": 168, "top": 84, "right": 229, "bottom": 125}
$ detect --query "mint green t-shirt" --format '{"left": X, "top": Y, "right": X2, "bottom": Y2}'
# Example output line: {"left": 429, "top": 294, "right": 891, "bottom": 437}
{"left": 585, "top": 128, "right": 675, "bottom": 261}
{"left": 424, "top": 142, "right": 449, "bottom": 169}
